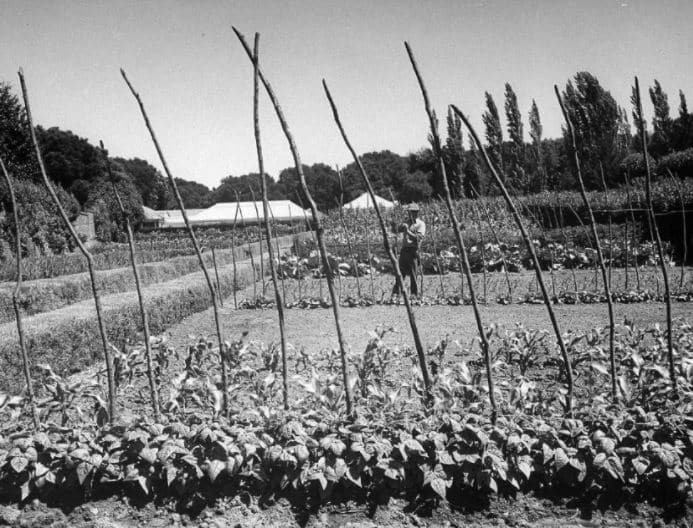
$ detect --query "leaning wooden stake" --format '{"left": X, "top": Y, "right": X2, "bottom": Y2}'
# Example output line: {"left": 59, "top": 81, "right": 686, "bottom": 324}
{"left": 233, "top": 27, "right": 354, "bottom": 415}
{"left": 297, "top": 191, "right": 323, "bottom": 300}
{"left": 251, "top": 34, "right": 290, "bottom": 410}
{"left": 0, "top": 156, "right": 39, "bottom": 428}
{"left": 554, "top": 196, "right": 579, "bottom": 298}
{"left": 472, "top": 204, "right": 489, "bottom": 303}
{"left": 566, "top": 202, "right": 600, "bottom": 289}
{"left": 235, "top": 191, "right": 257, "bottom": 299}
{"left": 633, "top": 77, "right": 676, "bottom": 392}
{"left": 403, "top": 43, "right": 495, "bottom": 417}
{"left": 19, "top": 70, "right": 117, "bottom": 422}
{"left": 101, "top": 142, "right": 160, "bottom": 420}
{"left": 452, "top": 103, "right": 574, "bottom": 413}
{"left": 556, "top": 86, "right": 617, "bottom": 402}
{"left": 231, "top": 204, "right": 240, "bottom": 309}
{"left": 211, "top": 247, "right": 224, "bottom": 307}
{"left": 268, "top": 206, "right": 287, "bottom": 304}
{"left": 675, "top": 175, "right": 688, "bottom": 291}
{"left": 363, "top": 208, "right": 376, "bottom": 299}
{"left": 471, "top": 185, "right": 513, "bottom": 301}
{"left": 664, "top": 168, "right": 687, "bottom": 293}
{"left": 248, "top": 185, "right": 266, "bottom": 296}
{"left": 337, "top": 168, "right": 361, "bottom": 298}
{"left": 122, "top": 68, "right": 230, "bottom": 416}
{"left": 624, "top": 171, "right": 642, "bottom": 290}
{"left": 599, "top": 165, "right": 614, "bottom": 289}
{"left": 429, "top": 208, "right": 447, "bottom": 298}
{"left": 323, "top": 80, "right": 433, "bottom": 403}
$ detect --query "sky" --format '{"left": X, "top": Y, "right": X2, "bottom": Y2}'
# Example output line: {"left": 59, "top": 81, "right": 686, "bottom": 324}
{"left": 2, "top": 0, "right": 692, "bottom": 189}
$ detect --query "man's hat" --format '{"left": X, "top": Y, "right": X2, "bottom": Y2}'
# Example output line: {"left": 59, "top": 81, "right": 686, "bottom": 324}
{"left": 405, "top": 203, "right": 420, "bottom": 212}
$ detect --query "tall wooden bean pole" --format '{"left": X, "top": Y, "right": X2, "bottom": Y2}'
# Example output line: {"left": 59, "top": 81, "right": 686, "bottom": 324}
{"left": 403, "top": 43, "right": 496, "bottom": 418}
{"left": 19, "top": 70, "right": 117, "bottom": 422}
{"left": 451, "top": 104, "right": 574, "bottom": 413}
{"left": 233, "top": 27, "right": 354, "bottom": 415}
{"left": 0, "top": 156, "right": 39, "bottom": 428}
{"left": 323, "top": 79, "right": 433, "bottom": 403}
{"left": 633, "top": 77, "right": 676, "bottom": 393}
{"left": 101, "top": 142, "right": 160, "bottom": 420}
{"left": 251, "top": 34, "right": 290, "bottom": 409}
{"left": 556, "top": 86, "right": 617, "bottom": 402}
{"left": 121, "top": 69, "right": 230, "bottom": 416}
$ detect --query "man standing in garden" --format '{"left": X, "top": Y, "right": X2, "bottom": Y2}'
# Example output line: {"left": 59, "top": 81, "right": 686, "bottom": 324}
{"left": 392, "top": 203, "right": 425, "bottom": 300}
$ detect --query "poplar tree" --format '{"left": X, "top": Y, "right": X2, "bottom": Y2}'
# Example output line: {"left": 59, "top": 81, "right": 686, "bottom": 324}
{"left": 443, "top": 106, "right": 464, "bottom": 196}
{"left": 649, "top": 79, "right": 672, "bottom": 155}
{"left": 482, "top": 92, "right": 504, "bottom": 181}
{"left": 528, "top": 99, "right": 544, "bottom": 191}
{"left": 504, "top": 83, "right": 526, "bottom": 192}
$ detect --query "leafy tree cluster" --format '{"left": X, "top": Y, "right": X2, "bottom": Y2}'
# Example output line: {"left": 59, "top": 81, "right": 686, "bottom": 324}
{"left": 3, "top": 71, "right": 693, "bottom": 258}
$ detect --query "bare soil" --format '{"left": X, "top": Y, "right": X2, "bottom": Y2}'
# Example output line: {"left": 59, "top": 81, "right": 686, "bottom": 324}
{"left": 1, "top": 488, "right": 689, "bottom": 527}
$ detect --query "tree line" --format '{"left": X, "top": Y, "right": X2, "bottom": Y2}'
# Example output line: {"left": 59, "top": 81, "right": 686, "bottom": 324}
{"left": 1, "top": 71, "right": 693, "bottom": 255}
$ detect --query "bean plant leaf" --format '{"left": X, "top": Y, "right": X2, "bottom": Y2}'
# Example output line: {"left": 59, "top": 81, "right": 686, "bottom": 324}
{"left": 207, "top": 459, "right": 225, "bottom": 483}
{"left": 10, "top": 456, "right": 28, "bottom": 474}
{"left": 430, "top": 477, "right": 448, "bottom": 500}
{"left": 554, "top": 448, "right": 569, "bottom": 470}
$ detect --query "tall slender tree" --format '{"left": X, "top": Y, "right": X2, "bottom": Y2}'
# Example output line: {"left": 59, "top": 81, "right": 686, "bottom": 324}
{"left": 482, "top": 92, "right": 504, "bottom": 179}
{"left": 528, "top": 99, "right": 544, "bottom": 191}
{"left": 504, "top": 83, "right": 526, "bottom": 192}
{"left": 443, "top": 107, "right": 464, "bottom": 197}
{"left": 649, "top": 80, "right": 672, "bottom": 156}
{"left": 463, "top": 133, "right": 484, "bottom": 196}
{"left": 631, "top": 85, "right": 646, "bottom": 152}
{"left": 562, "top": 72, "right": 620, "bottom": 186}
{"left": 679, "top": 90, "right": 689, "bottom": 120}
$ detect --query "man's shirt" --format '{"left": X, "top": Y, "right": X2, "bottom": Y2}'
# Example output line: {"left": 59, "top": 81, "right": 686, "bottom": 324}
{"left": 402, "top": 218, "right": 426, "bottom": 248}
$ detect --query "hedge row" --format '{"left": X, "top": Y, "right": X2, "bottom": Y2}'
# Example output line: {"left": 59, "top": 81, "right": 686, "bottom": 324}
{"left": 0, "top": 234, "right": 304, "bottom": 323}
{"left": 0, "top": 234, "right": 307, "bottom": 393}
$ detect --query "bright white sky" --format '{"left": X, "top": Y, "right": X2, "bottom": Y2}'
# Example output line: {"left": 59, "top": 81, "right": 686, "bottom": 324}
{"left": 2, "top": 0, "right": 692, "bottom": 188}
